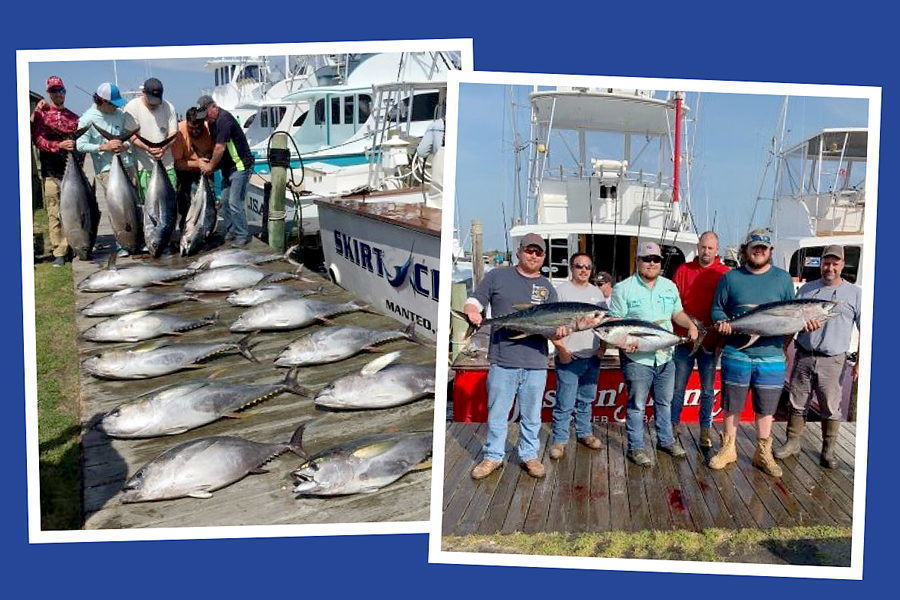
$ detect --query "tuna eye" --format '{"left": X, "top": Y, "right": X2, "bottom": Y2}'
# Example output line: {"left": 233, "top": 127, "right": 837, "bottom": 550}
{"left": 110, "top": 409, "right": 121, "bottom": 417}
{"left": 309, "top": 461, "right": 319, "bottom": 472}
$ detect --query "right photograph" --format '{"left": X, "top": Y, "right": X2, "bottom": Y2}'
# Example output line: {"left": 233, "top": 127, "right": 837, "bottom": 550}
{"left": 435, "top": 72, "right": 878, "bottom": 576}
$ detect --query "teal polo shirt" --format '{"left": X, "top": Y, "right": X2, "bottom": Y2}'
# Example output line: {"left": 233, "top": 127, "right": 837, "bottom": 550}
{"left": 608, "top": 273, "right": 683, "bottom": 366}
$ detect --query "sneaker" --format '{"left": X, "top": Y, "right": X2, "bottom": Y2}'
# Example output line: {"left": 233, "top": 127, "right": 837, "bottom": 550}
{"left": 52, "top": 257, "right": 65, "bottom": 268}
{"left": 470, "top": 459, "right": 502, "bottom": 480}
{"left": 548, "top": 443, "right": 566, "bottom": 460}
{"left": 232, "top": 238, "right": 251, "bottom": 246}
{"left": 522, "top": 459, "right": 546, "bottom": 478}
{"left": 627, "top": 448, "right": 653, "bottom": 467}
{"left": 657, "top": 440, "right": 687, "bottom": 458}
{"left": 578, "top": 435, "right": 602, "bottom": 450}
{"left": 117, "top": 248, "right": 130, "bottom": 258}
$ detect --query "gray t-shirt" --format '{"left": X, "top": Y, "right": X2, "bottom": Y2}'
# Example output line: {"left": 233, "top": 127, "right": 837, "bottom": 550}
{"left": 469, "top": 266, "right": 558, "bottom": 369}
{"left": 795, "top": 278, "right": 862, "bottom": 356}
{"left": 556, "top": 280, "right": 605, "bottom": 358}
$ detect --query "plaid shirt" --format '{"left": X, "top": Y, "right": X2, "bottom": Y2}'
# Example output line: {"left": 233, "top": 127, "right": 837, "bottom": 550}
{"left": 32, "top": 103, "right": 80, "bottom": 178}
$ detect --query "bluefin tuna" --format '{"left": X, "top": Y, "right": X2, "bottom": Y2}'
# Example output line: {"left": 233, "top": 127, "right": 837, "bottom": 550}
{"left": 81, "top": 310, "right": 217, "bottom": 343}
{"left": 179, "top": 174, "right": 218, "bottom": 256}
{"left": 120, "top": 423, "right": 306, "bottom": 502}
{"left": 723, "top": 298, "right": 839, "bottom": 349}
{"left": 187, "top": 248, "right": 283, "bottom": 271}
{"left": 58, "top": 130, "right": 100, "bottom": 260}
{"left": 230, "top": 298, "right": 366, "bottom": 332}
{"left": 275, "top": 323, "right": 418, "bottom": 367}
{"left": 594, "top": 317, "right": 706, "bottom": 354}
{"left": 184, "top": 265, "right": 297, "bottom": 292}
{"left": 452, "top": 301, "right": 607, "bottom": 339}
{"left": 226, "top": 282, "right": 319, "bottom": 307}
{"left": 81, "top": 288, "right": 199, "bottom": 317}
{"left": 314, "top": 351, "right": 435, "bottom": 410}
{"left": 94, "top": 126, "right": 143, "bottom": 254}
{"left": 140, "top": 136, "right": 178, "bottom": 257}
{"left": 292, "top": 430, "right": 432, "bottom": 496}
{"left": 82, "top": 335, "right": 258, "bottom": 380}
{"left": 96, "top": 370, "right": 306, "bottom": 438}
{"left": 77, "top": 254, "right": 195, "bottom": 292}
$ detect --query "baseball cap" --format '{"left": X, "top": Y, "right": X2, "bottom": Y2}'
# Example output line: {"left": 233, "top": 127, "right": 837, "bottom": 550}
{"left": 46, "top": 76, "right": 65, "bottom": 91}
{"left": 636, "top": 241, "right": 662, "bottom": 258}
{"left": 142, "top": 78, "right": 164, "bottom": 105}
{"left": 518, "top": 233, "right": 546, "bottom": 253}
{"left": 96, "top": 82, "right": 125, "bottom": 107}
{"left": 822, "top": 245, "right": 845, "bottom": 260}
{"left": 594, "top": 271, "right": 612, "bottom": 285}
{"left": 194, "top": 95, "right": 215, "bottom": 119}
{"left": 744, "top": 228, "right": 773, "bottom": 249}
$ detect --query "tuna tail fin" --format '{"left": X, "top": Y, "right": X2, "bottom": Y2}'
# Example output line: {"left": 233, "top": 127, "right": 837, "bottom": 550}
{"left": 94, "top": 125, "right": 139, "bottom": 142}
{"left": 204, "top": 311, "right": 220, "bottom": 325}
{"left": 106, "top": 251, "right": 118, "bottom": 271}
{"left": 236, "top": 333, "right": 260, "bottom": 363}
{"left": 282, "top": 368, "right": 314, "bottom": 397}
{"left": 402, "top": 321, "right": 428, "bottom": 346}
{"left": 688, "top": 316, "right": 708, "bottom": 356}
{"left": 71, "top": 125, "right": 92, "bottom": 140}
{"left": 136, "top": 133, "right": 178, "bottom": 149}
{"left": 284, "top": 244, "right": 305, "bottom": 268}
{"left": 287, "top": 423, "right": 308, "bottom": 458}
{"left": 450, "top": 309, "right": 477, "bottom": 340}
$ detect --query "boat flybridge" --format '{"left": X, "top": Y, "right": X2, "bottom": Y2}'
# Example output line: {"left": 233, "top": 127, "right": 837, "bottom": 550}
{"left": 766, "top": 128, "right": 867, "bottom": 285}
{"left": 202, "top": 56, "right": 281, "bottom": 128}
{"left": 508, "top": 88, "right": 700, "bottom": 284}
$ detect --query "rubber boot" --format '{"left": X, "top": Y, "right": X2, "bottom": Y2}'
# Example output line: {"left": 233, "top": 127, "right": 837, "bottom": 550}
{"left": 774, "top": 412, "right": 806, "bottom": 459}
{"left": 708, "top": 432, "right": 737, "bottom": 469}
{"left": 821, "top": 420, "right": 840, "bottom": 469}
{"left": 752, "top": 437, "right": 783, "bottom": 477}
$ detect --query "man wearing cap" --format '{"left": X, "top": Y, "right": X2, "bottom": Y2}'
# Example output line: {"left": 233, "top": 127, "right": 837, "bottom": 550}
{"left": 195, "top": 95, "right": 255, "bottom": 245}
{"left": 710, "top": 228, "right": 819, "bottom": 477}
{"left": 172, "top": 107, "right": 215, "bottom": 231}
{"left": 547, "top": 253, "right": 607, "bottom": 460}
{"left": 594, "top": 271, "right": 613, "bottom": 308}
{"left": 31, "top": 76, "right": 80, "bottom": 267}
{"left": 775, "top": 245, "right": 861, "bottom": 468}
{"left": 76, "top": 82, "right": 137, "bottom": 258}
{"left": 124, "top": 78, "right": 178, "bottom": 200}
{"left": 670, "top": 231, "right": 730, "bottom": 449}
{"left": 463, "top": 234, "right": 587, "bottom": 480}
{"left": 608, "top": 242, "right": 699, "bottom": 467}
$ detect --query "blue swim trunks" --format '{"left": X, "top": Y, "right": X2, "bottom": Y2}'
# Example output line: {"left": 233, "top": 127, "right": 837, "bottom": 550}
{"left": 720, "top": 346, "right": 785, "bottom": 415}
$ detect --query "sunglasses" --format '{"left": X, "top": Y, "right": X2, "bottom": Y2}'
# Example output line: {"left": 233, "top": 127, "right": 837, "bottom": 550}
{"left": 522, "top": 246, "right": 545, "bottom": 257}
{"left": 572, "top": 264, "right": 592, "bottom": 270}
{"left": 48, "top": 87, "right": 66, "bottom": 94}
{"left": 640, "top": 256, "right": 663, "bottom": 264}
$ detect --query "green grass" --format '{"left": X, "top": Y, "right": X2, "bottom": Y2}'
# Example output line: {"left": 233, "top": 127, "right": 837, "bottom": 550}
{"left": 442, "top": 526, "right": 852, "bottom": 566}
{"left": 33, "top": 208, "right": 83, "bottom": 530}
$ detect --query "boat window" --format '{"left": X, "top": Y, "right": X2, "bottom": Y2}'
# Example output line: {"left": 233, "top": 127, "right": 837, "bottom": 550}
{"left": 789, "top": 246, "right": 860, "bottom": 284}
{"left": 544, "top": 237, "right": 569, "bottom": 279}
{"left": 344, "top": 96, "right": 355, "bottom": 125}
{"left": 294, "top": 112, "right": 308, "bottom": 127}
{"left": 261, "top": 109, "right": 268, "bottom": 128}
{"left": 215, "top": 70, "right": 219, "bottom": 86}
{"left": 332, "top": 97, "right": 341, "bottom": 125}
{"left": 358, "top": 94, "right": 371, "bottom": 123}
{"left": 314, "top": 99, "right": 325, "bottom": 125}
{"left": 277, "top": 106, "right": 286, "bottom": 121}
{"left": 243, "top": 113, "right": 256, "bottom": 128}
{"left": 392, "top": 92, "right": 440, "bottom": 123}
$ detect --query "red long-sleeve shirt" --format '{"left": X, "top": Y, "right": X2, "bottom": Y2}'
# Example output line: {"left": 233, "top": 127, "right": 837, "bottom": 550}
{"left": 31, "top": 103, "right": 79, "bottom": 178}
{"left": 673, "top": 256, "right": 730, "bottom": 342}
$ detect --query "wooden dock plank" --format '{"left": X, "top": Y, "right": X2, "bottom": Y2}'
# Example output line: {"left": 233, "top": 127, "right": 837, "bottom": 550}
{"left": 587, "top": 423, "right": 612, "bottom": 533}
{"left": 606, "top": 423, "right": 631, "bottom": 532}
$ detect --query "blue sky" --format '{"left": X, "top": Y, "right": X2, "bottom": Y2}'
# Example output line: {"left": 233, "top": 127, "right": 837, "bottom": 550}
{"left": 453, "top": 83, "right": 869, "bottom": 251}
{"left": 28, "top": 57, "right": 289, "bottom": 119}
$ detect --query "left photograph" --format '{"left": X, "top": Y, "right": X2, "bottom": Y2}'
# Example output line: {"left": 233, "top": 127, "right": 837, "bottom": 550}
{"left": 19, "top": 40, "right": 470, "bottom": 539}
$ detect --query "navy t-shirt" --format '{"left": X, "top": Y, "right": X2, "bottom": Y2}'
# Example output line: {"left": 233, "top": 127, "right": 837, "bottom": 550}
{"left": 470, "top": 266, "right": 558, "bottom": 369}
{"left": 211, "top": 108, "right": 254, "bottom": 172}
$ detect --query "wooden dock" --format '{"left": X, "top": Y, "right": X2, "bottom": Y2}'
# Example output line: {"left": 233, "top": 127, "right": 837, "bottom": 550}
{"left": 442, "top": 421, "right": 855, "bottom": 535}
{"left": 71, "top": 223, "right": 434, "bottom": 529}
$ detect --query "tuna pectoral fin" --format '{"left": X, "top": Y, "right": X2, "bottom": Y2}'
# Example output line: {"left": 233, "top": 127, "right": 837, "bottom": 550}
{"left": 316, "top": 317, "right": 336, "bottom": 326}
{"left": 237, "top": 333, "right": 260, "bottom": 363}
{"left": 283, "top": 369, "right": 313, "bottom": 396}
{"left": 361, "top": 351, "right": 402, "bottom": 375}
{"left": 734, "top": 334, "right": 760, "bottom": 351}
{"left": 223, "top": 411, "right": 248, "bottom": 419}
{"left": 187, "top": 491, "right": 213, "bottom": 499}
{"left": 409, "top": 459, "right": 433, "bottom": 472}
{"left": 248, "top": 467, "right": 269, "bottom": 475}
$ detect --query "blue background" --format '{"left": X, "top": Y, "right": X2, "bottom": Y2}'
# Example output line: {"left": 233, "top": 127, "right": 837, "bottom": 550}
{"left": 4, "top": 1, "right": 892, "bottom": 594}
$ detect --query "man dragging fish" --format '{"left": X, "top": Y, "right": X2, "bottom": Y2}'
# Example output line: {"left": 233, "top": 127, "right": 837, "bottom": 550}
{"left": 775, "top": 245, "right": 862, "bottom": 469}
{"left": 462, "top": 234, "right": 605, "bottom": 480}
{"left": 607, "top": 242, "right": 700, "bottom": 467}
{"left": 709, "top": 229, "right": 823, "bottom": 477}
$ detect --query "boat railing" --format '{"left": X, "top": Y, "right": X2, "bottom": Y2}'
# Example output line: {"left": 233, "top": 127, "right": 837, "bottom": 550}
{"left": 804, "top": 190, "right": 866, "bottom": 235}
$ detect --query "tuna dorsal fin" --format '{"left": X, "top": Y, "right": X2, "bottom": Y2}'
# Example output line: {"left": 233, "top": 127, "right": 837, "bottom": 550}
{"left": 361, "top": 350, "right": 401, "bottom": 375}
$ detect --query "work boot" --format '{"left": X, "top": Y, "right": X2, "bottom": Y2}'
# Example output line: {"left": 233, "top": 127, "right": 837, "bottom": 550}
{"left": 774, "top": 412, "right": 806, "bottom": 459}
{"left": 549, "top": 443, "right": 566, "bottom": 460}
{"left": 699, "top": 427, "right": 714, "bottom": 449}
{"left": 752, "top": 437, "right": 783, "bottom": 477}
{"left": 522, "top": 459, "right": 546, "bottom": 478}
{"left": 657, "top": 439, "right": 687, "bottom": 458}
{"left": 578, "top": 435, "right": 602, "bottom": 450}
{"left": 626, "top": 448, "right": 653, "bottom": 467}
{"left": 708, "top": 432, "right": 737, "bottom": 470}
{"left": 471, "top": 459, "right": 502, "bottom": 480}
{"left": 821, "top": 420, "right": 841, "bottom": 469}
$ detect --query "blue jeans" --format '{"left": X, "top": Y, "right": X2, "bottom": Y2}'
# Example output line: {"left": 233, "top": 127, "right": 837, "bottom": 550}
{"left": 220, "top": 168, "right": 250, "bottom": 242}
{"left": 671, "top": 345, "right": 718, "bottom": 428}
{"left": 484, "top": 365, "right": 547, "bottom": 462}
{"left": 621, "top": 356, "right": 675, "bottom": 451}
{"left": 552, "top": 356, "right": 600, "bottom": 444}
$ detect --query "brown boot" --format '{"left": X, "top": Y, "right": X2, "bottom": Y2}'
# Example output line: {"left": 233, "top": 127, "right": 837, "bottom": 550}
{"left": 578, "top": 435, "right": 602, "bottom": 450}
{"left": 548, "top": 443, "right": 566, "bottom": 460}
{"left": 708, "top": 432, "right": 737, "bottom": 469}
{"left": 774, "top": 412, "right": 806, "bottom": 459}
{"left": 821, "top": 420, "right": 840, "bottom": 469}
{"left": 522, "top": 459, "right": 546, "bottom": 478}
{"left": 471, "top": 459, "right": 502, "bottom": 480}
{"left": 752, "top": 437, "right": 783, "bottom": 477}
{"left": 699, "top": 427, "right": 713, "bottom": 449}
